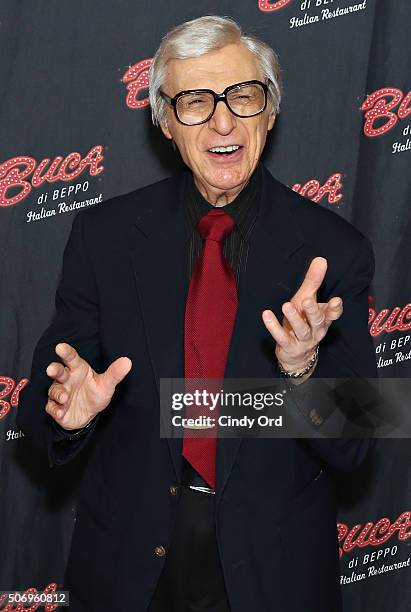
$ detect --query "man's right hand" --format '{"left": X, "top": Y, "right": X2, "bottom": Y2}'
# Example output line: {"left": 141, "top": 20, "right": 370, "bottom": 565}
{"left": 45, "top": 342, "right": 132, "bottom": 431}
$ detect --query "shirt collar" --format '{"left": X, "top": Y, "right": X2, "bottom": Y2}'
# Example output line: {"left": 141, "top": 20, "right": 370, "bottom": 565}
{"left": 184, "top": 163, "right": 262, "bottom": 241}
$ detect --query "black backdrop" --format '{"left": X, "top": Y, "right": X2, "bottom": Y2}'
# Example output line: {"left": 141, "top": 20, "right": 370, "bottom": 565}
{"left": 0, "top": 1, "right": 410, "bottom": 610}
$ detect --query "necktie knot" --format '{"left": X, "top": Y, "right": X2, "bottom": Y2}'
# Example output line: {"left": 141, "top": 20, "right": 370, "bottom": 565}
{"left": 197, "top": 209, "right": 235, "bottom": 242}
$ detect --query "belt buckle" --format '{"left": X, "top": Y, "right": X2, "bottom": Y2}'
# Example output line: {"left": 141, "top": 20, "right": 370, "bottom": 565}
{"left": 187, "top": 485, "right": 216, "bottom": 495}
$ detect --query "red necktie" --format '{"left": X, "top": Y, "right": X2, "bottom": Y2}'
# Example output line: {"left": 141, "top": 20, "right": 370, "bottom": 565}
{"left": 183, "top": 209, "right": 238, "bottom": 489}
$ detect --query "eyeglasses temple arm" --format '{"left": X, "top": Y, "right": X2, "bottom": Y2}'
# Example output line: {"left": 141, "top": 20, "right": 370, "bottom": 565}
{"left": 159, "top": 90, "right": 173, "bottom": 104}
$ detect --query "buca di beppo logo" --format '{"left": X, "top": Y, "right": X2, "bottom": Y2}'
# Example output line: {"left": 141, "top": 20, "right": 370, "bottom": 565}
{"left": 0, "top": 145, "right": 104, "bottom": 208}
{"left": 338, "top": 511, "right": 411, "bottom": 559}
{"left": 361, "top": 88, "right": 411, "bottom": 137}
{"left": 368, "top": 296, "right": 411, "bottom": 337}
{"left": 292, "top": 172, "right": 343, "bottom": 204}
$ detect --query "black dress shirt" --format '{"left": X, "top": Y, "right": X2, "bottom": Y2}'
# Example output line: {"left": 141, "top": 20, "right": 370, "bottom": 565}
{"left": 185, "top": 163, "right": 262, "bottom": 286}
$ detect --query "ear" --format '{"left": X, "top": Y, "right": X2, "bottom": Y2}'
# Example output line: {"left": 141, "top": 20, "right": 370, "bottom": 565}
{"left": 160, "top": 117, "right": 173, "bottom": 140}
{"left": 267, "top": 111, "right": 276, "bottom": 131}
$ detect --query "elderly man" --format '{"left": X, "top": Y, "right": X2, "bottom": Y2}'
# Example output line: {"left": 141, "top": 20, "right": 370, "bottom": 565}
{"left": 18, "top": 14, "right": 377, "bottom": 612}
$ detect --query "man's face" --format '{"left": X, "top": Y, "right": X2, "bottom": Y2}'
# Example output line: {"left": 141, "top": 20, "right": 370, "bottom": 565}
{"left": 160, "top": 43, "right": 276, "bottom": 204}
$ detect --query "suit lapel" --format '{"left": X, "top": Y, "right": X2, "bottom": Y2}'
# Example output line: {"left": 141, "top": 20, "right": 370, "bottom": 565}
{"left": 224, "top": 166, "right": 306, "bottom": 378}
{"left": 128, "top": 173, "right": 187, "bottom": 480}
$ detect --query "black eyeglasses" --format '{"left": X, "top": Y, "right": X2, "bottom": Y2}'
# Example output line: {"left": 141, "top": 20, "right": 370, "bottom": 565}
{"left": 159, "top": 79, "right": 269, "bottom": 126}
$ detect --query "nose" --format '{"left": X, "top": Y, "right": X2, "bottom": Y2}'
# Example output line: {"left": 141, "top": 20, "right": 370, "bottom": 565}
{"left": 208, "top": 100, "right": 237, "bottom": 135}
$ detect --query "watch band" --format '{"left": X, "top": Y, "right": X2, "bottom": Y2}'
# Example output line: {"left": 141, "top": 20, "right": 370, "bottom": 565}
{"left": 278, "top": 345, "right": 319, "bottom": 379}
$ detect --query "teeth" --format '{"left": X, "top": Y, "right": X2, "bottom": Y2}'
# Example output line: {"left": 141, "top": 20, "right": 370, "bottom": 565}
{"left": 209, "top": 145, "right": 240, "bottom": 153}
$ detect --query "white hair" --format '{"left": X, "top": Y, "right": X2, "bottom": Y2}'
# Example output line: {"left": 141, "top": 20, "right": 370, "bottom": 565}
{"left": 148, "top": 15, "right": 282, "bottom": 126}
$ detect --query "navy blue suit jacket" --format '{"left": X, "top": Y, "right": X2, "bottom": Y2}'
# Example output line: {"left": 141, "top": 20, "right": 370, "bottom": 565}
{"left": 17, "top": 165, "right": 377, "bottom": 611}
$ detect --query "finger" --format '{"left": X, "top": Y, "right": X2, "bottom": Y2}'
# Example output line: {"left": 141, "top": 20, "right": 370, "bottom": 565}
{"left": 55, "top": 342, "right": 83, "bottom": 371}
{"left": 45, "top": 399, "right": 66, "bottom": 421}
{"left": 262, "top": 310, "right": 292, "bottom": 347}
{"left": 101, "top": 357, "right": 133, "bottom": 390}
{"left": 48, "top": 382, "right": 68, "bottom": 405}
{"left": 302, "top": 299, "right": 326, "bottom": 329}
{"left": 324, "top": 297, "right": 343, "bottom": 322}
{"left": 282, "top": 302, "right": 312, "bottom": 342}
{"left": 46, "top": 362, "right": 69, "bottom": 383}
{"left": 292, "top": 257, "right": 327, "bottom": 302}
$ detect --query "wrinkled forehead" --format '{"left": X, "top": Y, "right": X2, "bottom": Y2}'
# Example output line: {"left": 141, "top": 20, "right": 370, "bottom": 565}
{"left": 164, "top": 43, "right": 263, "bottom": 96}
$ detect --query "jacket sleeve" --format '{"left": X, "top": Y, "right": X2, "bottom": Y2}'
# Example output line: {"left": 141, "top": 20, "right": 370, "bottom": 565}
{"left": 16, "top": 211, "right": 102, "bottom": 468}
{"left": 289, "top": 234, "right": 378, "bottom": 471}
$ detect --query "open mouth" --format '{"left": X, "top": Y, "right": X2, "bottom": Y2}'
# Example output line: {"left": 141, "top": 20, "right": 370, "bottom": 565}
{"left": 207, "top": 144, "right": 243, "bottom": 157}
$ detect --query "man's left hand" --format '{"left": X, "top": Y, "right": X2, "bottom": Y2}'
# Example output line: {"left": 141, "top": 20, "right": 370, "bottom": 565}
{"left": 262, "top": 257, "right": 343, "bottom": 375}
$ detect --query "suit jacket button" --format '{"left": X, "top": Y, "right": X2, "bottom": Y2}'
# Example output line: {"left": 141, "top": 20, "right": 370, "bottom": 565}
{"left": 154, "top": 545, "right": 166, "bottom": 557}
{"left": 169, "top": 485, "right": 178, "bottom": 496}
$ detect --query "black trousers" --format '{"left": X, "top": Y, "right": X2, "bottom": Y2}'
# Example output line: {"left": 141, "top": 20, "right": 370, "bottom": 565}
{"left": 147, "top": 485, "right": 231, "bottom": 612}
